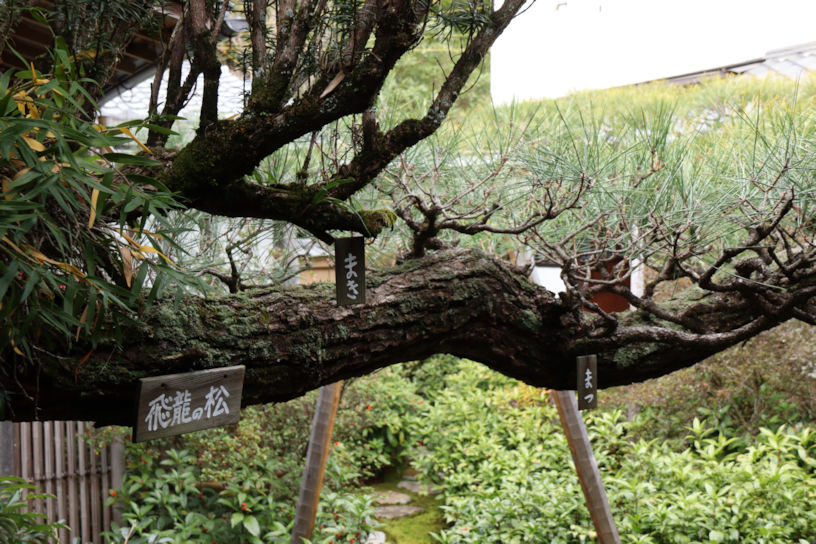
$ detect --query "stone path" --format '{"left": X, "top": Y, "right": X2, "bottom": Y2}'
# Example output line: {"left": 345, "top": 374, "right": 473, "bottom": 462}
{"left": 396, "top": 480, "right": 440, "bottom": 495}
{"left": 374, "top": 505, "right": 425, "bottom": 519}
{"left": 373, "top": 489, "right": 423, "bottom": 519}
{"left": 365, "top": 470, "right": 443, "bottom": 543}
{"left": 372, "top": 490, "right": 412, "bottom": 505}
{"left": 365, "top": 530, "right": 387, "bottom": 544}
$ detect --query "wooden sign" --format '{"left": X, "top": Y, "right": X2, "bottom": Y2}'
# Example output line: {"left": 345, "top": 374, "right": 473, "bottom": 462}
{"left": 577, "top": 355, "right": 598, "bottom": 410}
{"left": 335, "top": 237, "right": 365, "bottom": 306}
{"left": 133, "top": 365, "right": 245, "bottom": 442}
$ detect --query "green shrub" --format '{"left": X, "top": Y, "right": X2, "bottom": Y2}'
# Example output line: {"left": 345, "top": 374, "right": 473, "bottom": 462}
{"left": 403, "top": 360, "right": 816, "bottom": 544}
{"left": 109, "top": 369, "right": 423, "bottom": 543}
{"left": 0, "top": 476, "right": 66, "bottom": 543}
{"left": 107, "top": 448, "right": 379, "bottom": 544}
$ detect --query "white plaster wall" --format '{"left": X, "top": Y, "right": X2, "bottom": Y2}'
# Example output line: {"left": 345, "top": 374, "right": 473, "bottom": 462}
{"left": 531, "top": 265, "right": 567, "bottom": 294}
{"left": 492, "top": 0, "right": 816, "bottom": 102}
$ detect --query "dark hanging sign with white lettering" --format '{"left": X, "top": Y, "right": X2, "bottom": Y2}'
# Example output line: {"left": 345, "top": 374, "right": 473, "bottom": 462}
{"left": 577, "top": 355, "right": 598, "bottom": 411}
{"left": 133, "top": 365, "right": 245, "bottom": 442}
{"left": 335, "top": 237, "right": 365, "bottom": 306}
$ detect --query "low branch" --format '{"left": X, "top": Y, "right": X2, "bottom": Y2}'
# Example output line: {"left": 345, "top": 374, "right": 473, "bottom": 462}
{"left": 4, "top": 248, "right": 809, "bottom": 424}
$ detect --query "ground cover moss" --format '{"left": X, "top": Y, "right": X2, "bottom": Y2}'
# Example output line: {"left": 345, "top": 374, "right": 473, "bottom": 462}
{"left": 379, "top": 493, "right": 445, "bottom": 544}
{"left": 364, "top": 465, "right": 447, "bottom": 544}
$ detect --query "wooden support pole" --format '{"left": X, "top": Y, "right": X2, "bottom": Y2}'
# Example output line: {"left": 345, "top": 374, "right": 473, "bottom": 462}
{"left": 551, "top": 389, "right": 621, "bottom": 544}
{"left": 290, "top": 381, "right": 343, "bottom": 544}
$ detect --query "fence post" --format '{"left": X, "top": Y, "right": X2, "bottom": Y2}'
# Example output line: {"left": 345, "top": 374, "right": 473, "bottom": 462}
{"left": 110, "top": 434, "right": 125, "bottom": 527}
{"left": 77, "top": 422, "right": 91, "bottom": 543}
{"left": 54, "top": 421, "right": 70, "bottom": 544}
{"left": 0, "top": 421, "right": 13, "bottom": 476}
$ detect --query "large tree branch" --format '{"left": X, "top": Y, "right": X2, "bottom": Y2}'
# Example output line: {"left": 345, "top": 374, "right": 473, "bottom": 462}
{"left": 4, "top": 247, "right": 811, "bottom": 425}
{"left": 160, "top": 23, "right": 424, "bottom": 226}
{"left": 155, "top": 1, "right": 525, "bottom": 241}
{"left": 327, "top": 0, "right": 527, "bottom": 201}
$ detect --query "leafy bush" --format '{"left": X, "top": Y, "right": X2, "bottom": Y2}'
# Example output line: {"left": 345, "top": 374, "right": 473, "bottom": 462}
{"left": 107, "top": 448, "right": 379, "bottom": 544}
{"left": 109, "top": 370, "right": 422, "bottom": 543}
{"left": 0, "top": 476, "right": 65, "bottom": 543}
{"left": 403, "top": 360, "right": 816, "bottom": 544}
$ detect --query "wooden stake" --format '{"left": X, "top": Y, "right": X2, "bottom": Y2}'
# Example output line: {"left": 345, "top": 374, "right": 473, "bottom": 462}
{"left": 290, "top": 381, "right": 343, "bottom": 544}
{"left": 551, "top": 389, "right": 621, "bottom": 544}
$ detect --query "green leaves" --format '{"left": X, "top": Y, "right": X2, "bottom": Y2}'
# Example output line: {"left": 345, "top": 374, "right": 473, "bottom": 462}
{"left": 101, "top": 152, "right": 162, "bottom": 167}
{"left": 0, "top": 48, "right": 195, "bottom": 367}
{"left": 243, "top": 515, "right": 261, "bottom": 537}
{"left": 230, "top": 512, "right": 245, "bottom": 528}
{"left": 0, "top": 476, "right": 67, "bottom": 543}
{"left": 401, "top": 359, "right": 816, "bottom": 544}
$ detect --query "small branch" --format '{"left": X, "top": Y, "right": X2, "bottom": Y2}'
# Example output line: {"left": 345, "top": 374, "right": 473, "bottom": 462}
{"left": 248, "top": 0, "right": 267, "bottom": 73}
{"left": 694, "top": 191, "right": 794, "bottom": 291}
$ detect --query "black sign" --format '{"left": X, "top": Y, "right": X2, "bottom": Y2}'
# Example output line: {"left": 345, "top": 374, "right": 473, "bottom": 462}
{"left": 577, "top": 355, "right": 598, "bottom": 411}
{"left": 335, "top": 237, "right": 365, "bottom": 306}
{"left": 134, "top": 366, "right": 245, "bottom": 442}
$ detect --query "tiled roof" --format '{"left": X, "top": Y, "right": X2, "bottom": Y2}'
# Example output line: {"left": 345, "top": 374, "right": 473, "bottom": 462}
{"left": 99, "top": 63, "right": 249, "bottom": 124}
{"left": 664, "top": 42, "right": 816, "bottom": 85}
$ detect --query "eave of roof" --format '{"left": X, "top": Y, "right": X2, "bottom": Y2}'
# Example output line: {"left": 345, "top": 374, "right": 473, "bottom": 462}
{"left": 661, "top": 42, "right": 816, "bottom": 85}
{"left": 1, "top": 0, "right": 179, "bottom": 94}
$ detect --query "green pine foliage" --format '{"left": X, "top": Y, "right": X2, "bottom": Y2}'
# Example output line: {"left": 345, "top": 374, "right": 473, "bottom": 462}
{"left": 373, "top": 74, "right": 816, "bottom": 261}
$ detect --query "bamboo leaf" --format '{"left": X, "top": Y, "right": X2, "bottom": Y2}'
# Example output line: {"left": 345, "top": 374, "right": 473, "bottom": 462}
{"left": 137, "top": 245, "right": 181, "bottom": 269}
{"left": 76, "top": 303, "right": 88, "bottom": 341}
{"left": 119, "top": 244, "right": 133, "bottom": 288}
{"left": 118, "top": 127, "right": 152, "bottom": 154}
{"left": 88, "top": 188, "right": 99, "bottom": 228}
{"left": 0, "top": 261, "right": 19, "bottom": 300}
{"left": 102, "top": 152, "right": 160, "bottom": 167}
{"left": 22, "top": 136, "right": 45, "bottom": 152}
{"left": 2, "top": 176, "right": 12, "bottom": 200}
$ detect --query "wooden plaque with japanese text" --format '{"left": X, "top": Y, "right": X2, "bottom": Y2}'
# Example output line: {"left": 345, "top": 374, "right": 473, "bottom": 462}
{"left": 133, "top": 365, "right": 245, "bottom": 442}
{"left": 335, "top": 237, "right": 366, "bottom": 306}
{"left": 577, "top": 355, "right": 598, "bottom": 411}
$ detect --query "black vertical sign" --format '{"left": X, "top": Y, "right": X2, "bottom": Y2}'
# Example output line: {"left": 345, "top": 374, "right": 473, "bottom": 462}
{"left": 335, "top": 237, "right": 365, "bottom": 306}
{"left": 577, "top": 355, "right": 598, "bottom": 410}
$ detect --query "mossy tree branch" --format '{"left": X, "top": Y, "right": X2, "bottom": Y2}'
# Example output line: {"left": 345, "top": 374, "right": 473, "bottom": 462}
{"left": 4, "top": 247, "right": 809, "bottom": 424}
{"left": 150, "top": 0, "right": 525, "bottom": 241}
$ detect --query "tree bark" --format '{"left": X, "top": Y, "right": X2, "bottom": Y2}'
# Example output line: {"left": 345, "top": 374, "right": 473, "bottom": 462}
{"left": 2, "top": 248, "right": 787, "bottom": 424}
